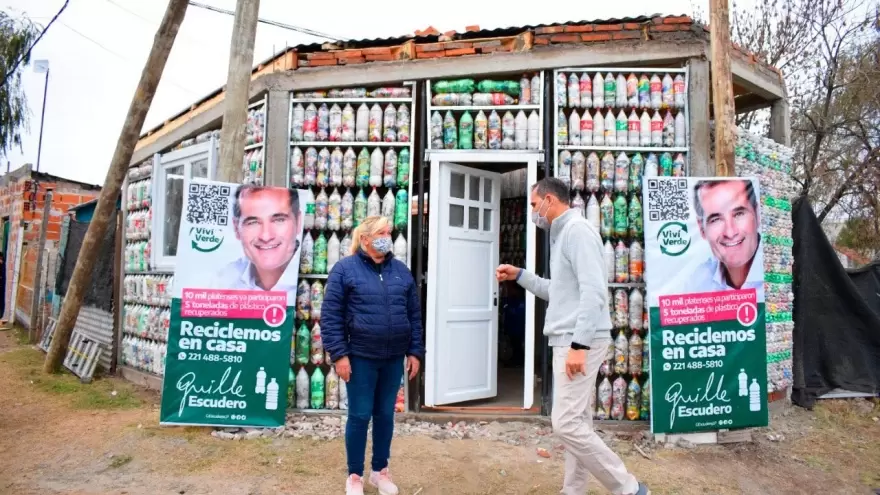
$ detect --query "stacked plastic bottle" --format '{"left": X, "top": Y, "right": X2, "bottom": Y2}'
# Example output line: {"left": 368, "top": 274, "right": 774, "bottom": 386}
{"left": 729, "top": 126, "right": 797, "bottom": 394}
{"left": 500, "top": 198, "right": 527, "bottom": 267}
{"left": 243, "top": 101, "right": 267, "bottom": 185}
{"left": 593, "top": 287, "right": 651, "bottom": 421}
{"left": 121, "top": 335, "right": 167, "bottom": 376}
{"left": 123, "top": 158, "right": 171, "bottom": 377}
{"left": 428, "top": 74, "right": 542, "bottom": 151}
{"left": 288, "top": 85, "right": 414, "bottom": 411}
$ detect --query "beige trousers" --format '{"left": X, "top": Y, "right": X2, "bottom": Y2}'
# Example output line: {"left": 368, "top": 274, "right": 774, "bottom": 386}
{"left": 551, "top": 345, "right": 639, "bottom": 495}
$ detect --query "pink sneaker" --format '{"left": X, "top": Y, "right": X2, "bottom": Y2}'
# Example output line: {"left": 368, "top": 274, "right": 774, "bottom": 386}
{"left": 346, "top": 474, "right": 364, "bottom": 495}
{"left": 368, "top": 468, "right": 399, "bottom": 495}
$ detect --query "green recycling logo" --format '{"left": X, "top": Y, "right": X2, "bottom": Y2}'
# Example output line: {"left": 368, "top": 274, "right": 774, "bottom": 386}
{"left": 189, "top": 227, "right": 224, "bottom": 253}
{"left": 657, "top": 222, "right": 691, "bottom": 256}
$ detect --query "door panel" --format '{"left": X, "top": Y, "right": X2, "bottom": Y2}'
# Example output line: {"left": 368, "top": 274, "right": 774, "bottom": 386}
{"left": 429, "top": 162, "right": 501, "bottom": 405}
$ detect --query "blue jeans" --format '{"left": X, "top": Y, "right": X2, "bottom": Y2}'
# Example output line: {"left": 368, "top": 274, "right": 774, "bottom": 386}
{"left": 345, "top": 355, "right": 404, "bottom": 476}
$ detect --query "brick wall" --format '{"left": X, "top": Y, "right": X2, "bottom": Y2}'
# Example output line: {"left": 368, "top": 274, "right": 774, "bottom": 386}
{"left": 0, "top": 167, "right": 99, "bottom": 326}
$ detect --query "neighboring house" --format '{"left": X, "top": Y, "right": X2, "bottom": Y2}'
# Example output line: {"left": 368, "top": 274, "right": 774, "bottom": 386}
{"left": 0, "top": 164, "right": 101, "bottom": 333}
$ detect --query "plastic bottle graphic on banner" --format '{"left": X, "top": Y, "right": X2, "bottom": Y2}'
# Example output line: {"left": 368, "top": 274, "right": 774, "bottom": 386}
{"left": 159, "top": 180, "right": 310, "bottom": 428}
{"left": 642, "top": 176, "right": 768, "bottom": 434}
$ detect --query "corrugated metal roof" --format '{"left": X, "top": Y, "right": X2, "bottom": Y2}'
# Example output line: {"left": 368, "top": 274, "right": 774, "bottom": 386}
{"left": 289, "top": 15, "right": 676, "bottom": 52}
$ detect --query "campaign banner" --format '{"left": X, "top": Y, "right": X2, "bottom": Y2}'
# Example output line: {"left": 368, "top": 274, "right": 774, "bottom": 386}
{"left": 159, "top": 179, "right": 308, "bottom": 427}
{"left": 643, "top": 177, "right": 769, "bottom": 434}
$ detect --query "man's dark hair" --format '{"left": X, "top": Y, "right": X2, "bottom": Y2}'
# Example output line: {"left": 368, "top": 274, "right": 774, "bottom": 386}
{"left": 531, "top": 177, "right": 570, "bottom": 204}
{"left": 693, "top": 179, "right": 758, "bottom": 226}
{"left": 232, "top": 185, "right": 300, "bottom": 219}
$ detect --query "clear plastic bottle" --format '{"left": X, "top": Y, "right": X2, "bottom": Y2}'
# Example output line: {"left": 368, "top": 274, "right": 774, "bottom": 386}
{"left": 616, "top": 73, "right": 627, "bottom": 107}
{"left": 604, "top": 72, "right": 616, "bottom": 108}
{"left": 558, "top": 150, "right": 572, "bottom": 188}
{"left": 474, "top": 111, "right": 489, "bottom": 150}
{"left": 593, "top": 110, "right": 604, "bottom": 146}
{"left": 673, "top": 74, "right": 687, "bottom": 108}
{"left": 661, "top": 73, "right": 674, "bottom": 109}
{"left": 296, "top": 366, "right": 310, "bottom": 409}
{"left": 557, "top": 110, "right": 568, "bottom": 146}
{"left": 568, "top": 73, "right": 581, "bottom": 107}
{"left": 443, "top": 111, "right": 457, "bottom": 149}
{"left": 341, "top": 104, "right": 355, "bottom": 142}
{"left": 568, "top": 110, "right": 581, "bottom": 146}
{"left": 383, "top": 104, "right": 397, "bottom": 142}
{"left": 586, "top": 194, "right": 600, "bottom": 232}
{"left": 580, "top": 110, "right": 593, "bottom": 147}
{"left": 651, "top": 112, "right": 663, "bottom": 147}
{"left": 556, "top": 72, "right": 567, "bottom": 106}
{"left": 592, "top": 72, "right": 605, "bottom": 109}
{"left": 430, "top": 111, "right": 443, "bottom": 149}
{"left": 369, "top": 148, "right": 383, "bottom": 187}
{"left": 329, "top": 148, "right": 343, "bottom": 186}
{"left": 604, "top": 240, "right": 615, "bottom": 283}
{"left": 501, "top": 111, "right": 516, "bottom": 150}
{"left": 579, "top": 72, "right": 592, "bottom": 108}
{"left": 571, "top": 152, "right": 586, "bottom": 191}
{"left": 650, "top": 74, "right": 662, "bottom": 109}
{"left": 329, "top": 104, "right": 343, "bottom": 142}
{"left": 368, "top": 104, "right": 383, "bottom": 142}
{"left": 626, "top": 73, "right": 639, "bottom": 107}
{"left": 527, "top": 111, "right": 540, "bottom": 150}
{"left": 586, "top": 152, "right": 600, "bottom": 193}
{"left": 383, "top": 149, "right": 398, "bottom": 188}
{"left": 604, "top": 110, "right": 616, "bottom": 147}
{"left": 342, "top": 148, "right": 356, "bottom": 187}
{"left": 290, "top": 147, "right": 305, "bottom": 187}
{"left": 356, "top": 104, "right": 370, "bottom": 142}
{"left": 663, "top": 111, "right": 675, "bottom": 148}
{"left": 316, "top": 148, "right": 330, "bottom": 187}
{"left": 327, "top": 188, "right": 342, "bottom": 231}
{"left": 397, "top": 103, "right": 411, "bottom": 142}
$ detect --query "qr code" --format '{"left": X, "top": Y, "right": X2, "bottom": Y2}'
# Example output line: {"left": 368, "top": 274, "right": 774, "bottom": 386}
{"left": 185, "top": 183, "right": 231, "bottom": 225}
{"left": 646, "top": 178, "right": 690, "bottom": 221}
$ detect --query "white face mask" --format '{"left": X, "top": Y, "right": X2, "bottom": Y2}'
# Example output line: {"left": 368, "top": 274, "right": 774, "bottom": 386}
{"left": 531, "top": 198, "right": 551, "bottom": 230}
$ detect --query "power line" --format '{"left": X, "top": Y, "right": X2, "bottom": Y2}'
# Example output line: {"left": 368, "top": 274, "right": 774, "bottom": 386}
{"left": 58, "top": 21, "right": 200, "bottom": 97}
{"left": 0, "top": 0, "right": 71, "bottom": 88}
{"left": 186, "top": 1, "right": 342, "bottom": 41}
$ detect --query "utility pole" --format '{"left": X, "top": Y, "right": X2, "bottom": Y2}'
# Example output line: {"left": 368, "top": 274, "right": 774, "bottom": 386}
{"left": 710, "top": 0, "right": 736, "bottom": 176}
{"left": 216, "top": 0, "right": 261, "bottom": 183}
{"left": 44, "top": 0, "right": 190, "bottom": 373}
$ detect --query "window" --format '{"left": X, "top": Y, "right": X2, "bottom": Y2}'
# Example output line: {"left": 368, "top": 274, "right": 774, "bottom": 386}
{"left": 150, "top": 140, "right": 217, "bottom": 271}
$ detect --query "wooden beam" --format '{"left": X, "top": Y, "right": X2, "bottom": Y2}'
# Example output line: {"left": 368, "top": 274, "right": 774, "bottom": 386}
{"left": 710, "top": 0, "right": 736, "bottom": 176}
{"left": 688, "top": 57, "right": 713, "bottom": 177}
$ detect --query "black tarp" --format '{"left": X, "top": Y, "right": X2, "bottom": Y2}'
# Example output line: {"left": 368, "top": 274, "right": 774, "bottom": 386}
{"left": 55, "top": 216, "right": 116, "bottom": 313}
{"left": 791, "top": 197, "right": 880, "bottom": 408}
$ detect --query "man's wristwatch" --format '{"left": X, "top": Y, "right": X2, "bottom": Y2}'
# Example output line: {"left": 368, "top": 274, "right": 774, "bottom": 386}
{"left": 570, "top": 342, "right": 590, "bottom": 351}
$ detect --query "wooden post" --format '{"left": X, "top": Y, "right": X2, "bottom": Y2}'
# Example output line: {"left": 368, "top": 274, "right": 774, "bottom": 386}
{"left": 710, "top": 0, "right": 736, "bottom": 176}
{"left": 687, "top": 58, "right": 713, "bottom": 177}
{"left": 44, "top": 0, "right": 189, "bottom": 373}
{"left": 216, "top": 0, "right": 261, "bottom": 183}
{"left": 30, "top": 190, "right": 52, "bottom": 342}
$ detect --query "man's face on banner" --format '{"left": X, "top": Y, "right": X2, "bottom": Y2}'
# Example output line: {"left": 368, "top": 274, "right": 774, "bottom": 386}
{"left": 697, "top": 180, "right": 759, "bottom": 270}
{"left": 234, "top": 188, "right": 300, "bottom": 274}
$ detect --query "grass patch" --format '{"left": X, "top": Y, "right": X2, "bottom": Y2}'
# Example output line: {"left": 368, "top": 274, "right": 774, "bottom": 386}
{"left": 0, "top": 325, "right": 33, "bottom": 345}
{"left": 0, "top": 347, "right": 143, "bottom": 410}
{"left": 108, "top": 454, "right": 133, "bottom": 469}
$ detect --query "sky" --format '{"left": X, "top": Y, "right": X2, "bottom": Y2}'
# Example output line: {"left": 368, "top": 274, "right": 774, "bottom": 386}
{"left": 4, "top": 0, "right": 717, "bottom": 186}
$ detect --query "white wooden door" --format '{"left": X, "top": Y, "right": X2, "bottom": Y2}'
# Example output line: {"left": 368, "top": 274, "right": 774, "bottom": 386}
{"left": 427, "top": 162, "right": 501, "bottom": 406}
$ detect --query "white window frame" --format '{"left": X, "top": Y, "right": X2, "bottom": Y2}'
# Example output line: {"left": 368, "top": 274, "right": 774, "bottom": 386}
{"left": 151, "top": 137, "right": 218, "bottom": 271}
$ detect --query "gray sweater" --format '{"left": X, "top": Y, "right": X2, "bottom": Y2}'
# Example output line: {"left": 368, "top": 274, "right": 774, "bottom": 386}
{"left": 517, "top": 208, "right": 612, "bottom": 348}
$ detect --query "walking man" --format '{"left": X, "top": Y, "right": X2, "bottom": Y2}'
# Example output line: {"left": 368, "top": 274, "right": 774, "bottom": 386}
{"left": 496, "top": 178, "right": 650, "bottom": 495}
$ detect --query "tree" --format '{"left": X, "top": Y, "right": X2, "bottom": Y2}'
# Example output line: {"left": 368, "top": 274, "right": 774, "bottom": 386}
{"left": 0, "top": 12, "right": 39, "bottom": 158}
{"left": 704, "top": 0, "right": 880, "bottom": 251}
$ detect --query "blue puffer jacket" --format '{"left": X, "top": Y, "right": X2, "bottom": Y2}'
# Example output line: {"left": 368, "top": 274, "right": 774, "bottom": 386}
{"left": 321, "top": 249, "right": 425, "bottom": 363}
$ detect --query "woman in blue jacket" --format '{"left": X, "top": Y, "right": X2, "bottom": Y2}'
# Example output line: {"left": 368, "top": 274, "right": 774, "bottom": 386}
{"left": 322, "top": 215, "right": 425, "bottom": 495}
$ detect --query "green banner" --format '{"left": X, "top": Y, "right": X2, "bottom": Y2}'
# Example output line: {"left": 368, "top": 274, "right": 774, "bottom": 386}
{"left": 159, "top": 180, "right": 307, "bottom": 428}
{"left": 643, "top": 177, "right": 769, "bottom": 434}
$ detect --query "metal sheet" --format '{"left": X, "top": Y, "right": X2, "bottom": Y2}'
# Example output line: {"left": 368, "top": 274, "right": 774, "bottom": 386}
{"left": 69, "top": 305, "right": 115, "bottom": 372}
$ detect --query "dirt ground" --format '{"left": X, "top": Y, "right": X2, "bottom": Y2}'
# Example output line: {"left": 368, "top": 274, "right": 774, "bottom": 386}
{"left": 1, "top": 328, "right": 878, "bottom": 495}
